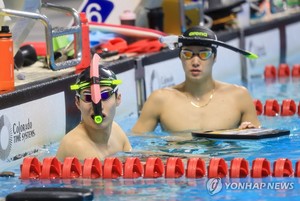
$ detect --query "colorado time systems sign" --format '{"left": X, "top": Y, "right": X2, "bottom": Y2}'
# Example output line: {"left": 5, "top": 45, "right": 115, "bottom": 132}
{"left": 0, "top": 116, "right": 36, "bottom": 160}
{"left": 0, "top": 93, "right": 66, "bottom": 171}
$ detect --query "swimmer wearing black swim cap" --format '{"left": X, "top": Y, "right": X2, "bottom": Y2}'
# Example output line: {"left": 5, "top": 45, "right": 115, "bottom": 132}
{"left": 56, "top": 64, "right": 131, "bottom": 161}
{"left": 132, "top": 26, "right": 261, "bottom": 134}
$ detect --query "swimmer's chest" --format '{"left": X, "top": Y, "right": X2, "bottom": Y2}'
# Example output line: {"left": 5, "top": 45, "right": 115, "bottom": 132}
{"left": 159, "top": 98, "right": 241, "bottom": 131}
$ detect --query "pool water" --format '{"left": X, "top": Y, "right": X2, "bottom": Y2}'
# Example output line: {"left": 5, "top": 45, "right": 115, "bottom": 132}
{"left": 1, "top": 77, "right": 300, "bottom": 201}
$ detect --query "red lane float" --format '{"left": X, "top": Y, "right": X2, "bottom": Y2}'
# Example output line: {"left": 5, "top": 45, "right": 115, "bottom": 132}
{"left": 186, "top": 158, "right": 206, "bottom": 178}
{"left": 264, "top": 99, "right": 280, "bottom": 116}
{"left": 264, "top": 65, "right": 277, "bottom": 79}
{"left": 207, "top": 158, "right": 228, "bottom": 178}
{"left": 61, "top": 157, "right": 82, "bottom": 179}
{"left": 295, "top": 160, "right": 300, "bottom": 177}
{"left": 103, "top": 157, "right": 123, "bottom": 179}
{"left": 254, "top": 98, "right": 299, "bottom": 116}
{"left": 253, "top": 99, "right": 263, "bottom": 115}
{"left": 82, "top": 158, "right": 102, "bottom": 179}
{"left": 292, "top": 64, "right": 300, "bottom": 77}
{"left": 123, "top": 157, "right": 143, "bottom": 178}
{"left": 144, "top": 157, "right": 164, "bottom": 178}
{"left": 20, "top": 157, "right": 42, "bottom": 179}
{"left": 273, "top": 158, "right": 293, "bottom": 177}
{"left": 165, "top": 157, "right": 184, "bottom": 178}
{"left": 264, "top": 63, "right": 300, "bottom": 78}
{"left": 251, "top": 158, "right": 271, "bottom": 178}
{"left": 278, "top": 63, "right": 290, "bottom": 77}
{"left": 20, "top": 156, "right": 300, "bottom": 179}
{"left": 281, "top": 99, "right": 297, "bottom": 116}
{"left": 40, "top": 157, "right": 61, "bottom": 179}
{"left": 230, "top": 158, "right": 249, "bottom": 178}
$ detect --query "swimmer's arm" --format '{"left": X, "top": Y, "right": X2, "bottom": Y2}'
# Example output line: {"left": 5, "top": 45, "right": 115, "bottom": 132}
{"left": 131, "top": 91, "right": 162, "bottom": 134}
{"left": 56, "top": 138, "right": 76, "bottom": 161}
{"left": 56, "top": 143, "right": 66, "bottom": 162}
{"left": 238, "top": 87, "right": 261, "bottom": 129}
{"left": 113, "top": 121, "right": 132, "bottom": 151}
{"left": 56, "top": 137, "right": 94, "bottom": 161}
{"left": 123, "top": 136, "right": 132, "bottom": 152}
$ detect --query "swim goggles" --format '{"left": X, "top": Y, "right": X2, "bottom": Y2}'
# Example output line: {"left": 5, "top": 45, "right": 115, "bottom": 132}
{"left": 160, "top": 35, "right": 258, "bottom": 59}
{"left": 76, "top": 87, "right": 118, "bottom": 103}
{"left": 180, "top": 49, "right": 213, "bottom": 60}
{"left": 70, "top": 79, "right": 122, "bottom": 91}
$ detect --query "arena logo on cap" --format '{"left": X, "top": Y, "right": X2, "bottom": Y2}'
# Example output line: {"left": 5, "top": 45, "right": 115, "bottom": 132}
{"left": 0, "top": 115, "right": 13, "bottom": 161}
{"left": 188, "top": 31, "right": 208, "bottom": 37}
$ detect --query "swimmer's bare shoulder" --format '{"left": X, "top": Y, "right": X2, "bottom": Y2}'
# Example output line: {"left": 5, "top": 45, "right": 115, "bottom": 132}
{"left": 56, "top": 126, "right": 87, "bottom": 160}
{"left": 145, "top": 87, "right": 179, "bottom": 105}
{"left": 112, "top": 121, "right": 132, "bottom": 151}
{"left": 215, "top": 81, "right": 250, "bottom": 96}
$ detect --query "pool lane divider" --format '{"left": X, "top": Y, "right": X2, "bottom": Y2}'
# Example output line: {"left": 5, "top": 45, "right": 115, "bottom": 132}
{"left": 264, "top": 63, "right": 300, "bottom": 79}
{"left": 253, "top": 99, "right": 300, "bottom": 116}
{"left": 19, "top": 156, "right": 300, "bottom": 179}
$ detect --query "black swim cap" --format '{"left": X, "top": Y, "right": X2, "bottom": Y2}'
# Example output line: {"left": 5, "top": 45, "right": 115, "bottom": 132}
{"left": 76, "top": 66, "right": 117, "bottom": 83}
{"left": 70, "top": 66, "right": 121, "bottom": 92}
{"left": 181, "top": 26, "right": 218, "bottom": 51}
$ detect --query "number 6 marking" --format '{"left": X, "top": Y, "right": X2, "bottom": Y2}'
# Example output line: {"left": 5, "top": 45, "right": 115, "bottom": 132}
{"left": 86, "top": 3, "right": 102, "bottom": 22}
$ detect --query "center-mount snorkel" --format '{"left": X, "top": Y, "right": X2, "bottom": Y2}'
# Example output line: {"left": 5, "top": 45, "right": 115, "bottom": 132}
{"left": 159, "top": 35, "right": 258, "bottom": 59}
{"left": 90, "top": 53, "right": 103, "bottom": 124}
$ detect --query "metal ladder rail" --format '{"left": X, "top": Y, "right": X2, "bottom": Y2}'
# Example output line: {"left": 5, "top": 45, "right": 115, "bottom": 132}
{"left": 0, "top": 3, "right": 82, "bottom": 71}
{"left": 41, "top": 2, "right": 82, "bottom": 70}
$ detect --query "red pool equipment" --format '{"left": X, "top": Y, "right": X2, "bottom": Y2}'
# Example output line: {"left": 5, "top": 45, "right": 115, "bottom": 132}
{"left": 123, "top": 157, "right": 143, "bottom": 178}
{"left": 144, "top": 157, "right": 164, "bottom": 178}
{"left": 273, "top": 158, "right": 293, "bottom": 177}
{"left": 264, "top": 99, "right": 280, "bottom": 116}
{"left": 20, "top": 157, "right": 42, "bottom": 179}
{"left": 75, "top": 13, "right": 91, "bottom": 73}
{"left": 281, "top": 99, "right": 296, "bottom": 116}
{"left": 292, "top": 64, "right": 300, "bottom": 77}
{"left": 19, "top": 156, "right": 300, "bottom": 179}
{"left": 295, "top": 160, "right": 300, "bottom": 177}
{"left": 40, "top": 157, "right": 61, "bottom": 179}
{"left": 21, "top": 42, "right": 46, "bottom": 56}
{"left": 102, "top": 157, "right": 123, "bottom": 179}
{"left": 186, "top": 158, "right": 206, "bottom": 178}
{"left": 207, "top": 158, "right": 228, "bottom": 178}
{"left": 61, "top": 157, "right": 82, "bottom": 179}
{"left": 264, "top": 65, "right": 277, "bottom": 78}
{"left": 251, "top": 158, "right": 271, "bottom": 178}
{"left": 278, "top": 63, "right": 290, "bottom": 77}
{"left": 298, "top": 102, "right": 300, "bottom": 116}
{"left": 253, "top": 99, "right": 263, "bottom": 115}
{"left": 82, "top": 157, "right": 102, "bottom": 179}
{"left": 165, "top": 157, "right": 184, "bottom": 178}
{"left": 229, "top": 158, "right": 249, "bottom": 178}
